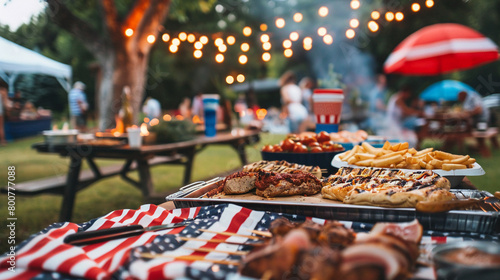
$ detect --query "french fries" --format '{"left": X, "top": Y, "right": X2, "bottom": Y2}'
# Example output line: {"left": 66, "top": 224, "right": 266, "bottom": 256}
{"left": 337, "top": 141, "right": 476, "bottom": 170}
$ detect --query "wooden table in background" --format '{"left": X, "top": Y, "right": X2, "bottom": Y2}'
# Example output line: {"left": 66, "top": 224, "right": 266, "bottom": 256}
{"left": 31, "top": 128, "right": 260, "bottom": 221}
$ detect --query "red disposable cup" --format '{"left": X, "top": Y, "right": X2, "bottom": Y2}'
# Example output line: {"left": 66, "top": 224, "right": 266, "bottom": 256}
{"left": 312, "top": 89, "right": 344, "bottom": 133}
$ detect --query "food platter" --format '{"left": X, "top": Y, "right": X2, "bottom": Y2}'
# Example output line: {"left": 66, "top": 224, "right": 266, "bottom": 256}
{"left": 331, "top": 154, "right": 485, "bottom": 187}
{"left": 166, "top": 180, "right": 500, "bottom": 235}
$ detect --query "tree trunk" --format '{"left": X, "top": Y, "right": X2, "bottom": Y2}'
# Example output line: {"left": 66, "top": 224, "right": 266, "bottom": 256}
{"left": 46, "top": 0, "right": 171, "bottom": 130}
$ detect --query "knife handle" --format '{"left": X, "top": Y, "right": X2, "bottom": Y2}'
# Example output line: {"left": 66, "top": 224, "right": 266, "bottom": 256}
{"left": 64, "top": 225, "right": 145, "bottom": 245}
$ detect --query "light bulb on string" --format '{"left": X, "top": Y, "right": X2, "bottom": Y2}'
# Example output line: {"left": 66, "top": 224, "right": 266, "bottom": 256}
{"left": 371, "top": 11, "right": 380, "bottom": 20}
{"left": 290, "top": 32, "right": 299, "bottom": 41}
{"left": 193, "top": 50, "right": 202, "bottom": 58}
{"left": 262, "top": 42, "right": 272, "bottom": 51}
{"left": 147, "top": 35, "right": 156, "bottom": 44}
{"left": 178, "top": 32, "right": 187, "bottom": 41}
{"left": 346, "top": 29, "right": 355, "bottom": 39}
{"left": 350, "top": 19, "right": 359, "bottom": 28}
{"left": 318, "top": 6, "right": 328, "bottom": 17}
{"left": 260, "top": 34, "right": 270, "bottom": 43}
{"left": 395, "top": 12, "right": 404, "bottom": 21}
{"left": 262, "top": 52, "right": 271, "bottom": 62}
{"left": 172, "top": 38, "right": 181, "bottom": 46}
{"left": 226, "top": 75, "right": 234, "bottom": 84}
{"left": 351, "top": 0, "right": 360, "bottom": 10}
{"left": 162, "top": 33, "right": 170, "bottom": 42}
{"left": 284, "top": 49, "right": 293, "bottom": 57}
{"left": 385, "top": 12, "right": 394, "bottom": 21}
{"left": 283, "top": 39, "right": 292, "bottom": 49}
{"left": 187, "top": 34, "right": 196, "bottom": 43}
{"left": 200, "top": 36, "right": 209, "bottom": 44}
{"left": 412, "top": 3, "right": 421, "bottom": 12}
{"left": 125, "top": 28, "right": 134, "bottom": 37}
{"left": 323, "top": 34, "right": 333, "bottom": 45}
{"left": 368, "top": 21, "right": 379, "bottom": 32}
{"left": 215, "top": 54, "right": 224, "bottom": 63}
{"left": 241, "top": 43, "right": 250, "bottom": 52}
{"left": 238, "top": 54, "right": 248, "bottom": 64}
{"left": 318, "top": 27, "right": 327, "bottom": 36}
{"left": 226, "top": 36, "right": 236, "bottom": 45}
{"left": 275, "top": 18, "right": 285, "bottom": 28}
{"left": 236, "top": 74, "right": 245, "bottom": 83}
{"left": 293, "top": 13, "right": 303, "bottom": 22}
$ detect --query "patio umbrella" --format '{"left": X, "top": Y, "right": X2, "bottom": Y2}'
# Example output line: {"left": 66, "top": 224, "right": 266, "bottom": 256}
{"left": 384, "top": 23, "right": 499, "bottom": 75}
{"left": 419, "top": 80, "right": 475, "bottom": 102}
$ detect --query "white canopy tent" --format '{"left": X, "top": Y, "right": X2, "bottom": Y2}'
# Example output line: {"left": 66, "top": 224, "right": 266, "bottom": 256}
{"left": 0, "top": 36, "right": 72, "bottom": 93}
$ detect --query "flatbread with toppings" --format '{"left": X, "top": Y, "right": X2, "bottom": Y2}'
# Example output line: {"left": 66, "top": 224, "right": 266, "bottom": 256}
{"left": 322, "top": 167, "right": 455, "bottom": 208}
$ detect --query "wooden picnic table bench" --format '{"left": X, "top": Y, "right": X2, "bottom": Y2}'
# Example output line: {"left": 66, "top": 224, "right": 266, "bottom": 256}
{"left": 2, "top": 129, "right": 260, "bottom": 222}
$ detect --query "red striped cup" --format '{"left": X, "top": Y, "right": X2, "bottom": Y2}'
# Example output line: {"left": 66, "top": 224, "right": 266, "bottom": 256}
{"left": 312, "top": 88, "right": 344, "bottom": 124}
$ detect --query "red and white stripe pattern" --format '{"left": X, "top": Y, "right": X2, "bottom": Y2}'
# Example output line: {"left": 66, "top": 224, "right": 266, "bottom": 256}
{"left": 384, "top": 23, "right": 499, "bottom": 75}
{"left": 312, "top": 89, "right": 344, "bottom": 125}
{"left": 0, "top": 204, "right": 200, "bottom": 280}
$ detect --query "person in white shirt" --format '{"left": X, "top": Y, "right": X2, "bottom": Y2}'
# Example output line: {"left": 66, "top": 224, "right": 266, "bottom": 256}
{"left": 142, "top": 97, "right": 161, "bottom": 119}
{"left": 457, "top": 91, "right": 489, "bottom": 128}
{"left": 279, "top": 71, "right": 308, "bottom": 133}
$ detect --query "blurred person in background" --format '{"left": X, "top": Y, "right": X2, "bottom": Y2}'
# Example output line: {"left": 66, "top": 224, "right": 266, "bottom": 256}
{"left": 457, "top": 90, "right": 489, "bottom": 129}
{"left": 364, "top": 74, "right": 388, "bottom": 134}
{"left": 68, "top": 81, "right": 88, "bottom": 132}
{"left": 298, "top": 76, "right": 316, "bottom": 132}
{"left": 142, "top": 97, "right": 162, "bottom": 119}
{"left": 384, "top": 85, "right": 422, "bottom": 147}
{"left": 279, "top": 71, "right": 308, "bottom": 134}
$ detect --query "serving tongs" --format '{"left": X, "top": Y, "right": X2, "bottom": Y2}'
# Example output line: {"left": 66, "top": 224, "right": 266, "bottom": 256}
{"left": 166, "top": 177, "right": 224, "bottom": 200}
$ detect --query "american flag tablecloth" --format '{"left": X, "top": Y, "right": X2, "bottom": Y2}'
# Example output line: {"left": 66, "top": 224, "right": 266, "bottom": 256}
{"left": 1, "top": 203, "right": 499, "bottom": 280}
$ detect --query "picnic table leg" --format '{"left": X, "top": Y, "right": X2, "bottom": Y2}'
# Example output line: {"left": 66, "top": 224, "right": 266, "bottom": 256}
{"left": 60, "top": 156, "right": 82, "bottom": 222}
{"left": 231, "top": 140, "right": 248, "bottom": 165}
{"left": 137, "top": 159, "right": 153, "bottom": 197}
{"left": 182, "top": 148, "right": 196, "bottom": 185}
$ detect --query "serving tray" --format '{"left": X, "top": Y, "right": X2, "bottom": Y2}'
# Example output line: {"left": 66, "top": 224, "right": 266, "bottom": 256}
{"left": 331, "top": 154, "right": 485, "bottom": 187}
{"left": 166, "top": 180, "right": 500, "bottom": 235}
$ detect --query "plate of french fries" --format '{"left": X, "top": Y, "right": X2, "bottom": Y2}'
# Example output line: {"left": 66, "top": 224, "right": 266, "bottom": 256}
{"left": 332, "top": 141, "right": 485, "bottom": 183}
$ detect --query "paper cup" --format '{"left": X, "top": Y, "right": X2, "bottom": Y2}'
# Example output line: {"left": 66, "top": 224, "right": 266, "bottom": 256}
{"left": 312, "top": 89, "right": 344, "bottom": 133}
{"left": 126, "top": 127, "right": 142, "bottom": 148}
{"left": 202, "top": 94, "right": 220, "bottom": 137}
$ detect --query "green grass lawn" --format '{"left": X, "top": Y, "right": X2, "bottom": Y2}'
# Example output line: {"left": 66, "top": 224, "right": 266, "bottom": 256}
{"left": 0, "top": 133, "right": 499, "bottom": 253}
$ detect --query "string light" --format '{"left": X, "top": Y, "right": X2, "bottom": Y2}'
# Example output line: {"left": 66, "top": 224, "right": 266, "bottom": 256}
{"left": 147, "top": 35, "right": 156, "bottom": 44}
{"left": 284, "top": 49, "right": 293, "bottom": 57}
{"left": 169, "top": 44, "right": 178, "bottom": 53}
{"left": 226, "top": 75, "right": 234, "bottom": 84}
{"left": 395, "top": 12, "right": 404, "bottom": 21}
{"left": 193, "top": 50, "right": 202, "bottom": 58}
{"left": 349, "top": 19, "right": 359, "bottom": 28}
{"left": 200, "top": 36, "right": 209, "bottom": 44}
{"left": 239, "top": 54, "right": 248, "bottom": 64}
{"left": 179, "top": 32, "right": 187, "bottom": 41}
{"left": 187, "top": 34, "right": 196, "bottom": 43}
{"left": 226, "top": 36, "right": 236, "bottom": 45}
{"left": 194, "top": 42, "right": 203, "bottom": 49}
{"left": 125, "top": 28, "right": 134, "bottom": 37}
{"left": 290, "top": 32, "right": 299, "bottom": 41}
{"left": 426, "top": 0, "right": 434, "bottom": 8}
{"left": 350, "top": 0, "right": 360, "bottom": 10}
{"left": 303, "top": 37, "right": 312, "bottom": 46}
{"left": 303, "top": 43, "right": 312, "bottom": 51}
{"left": 412, "top": 3, "right": 421, "bottom": 12}
{"left": 218, "top": 44, "right": 227, "bottom": 52}
{"left": 368, "top": 21, "right": 379, "bottom": 32}
{"left": 243, "top": 26, "right": 252, "bottom": 36}
{"left": 323, "top": 34, "right": 333, "bottom": 45}
{"left": 262, "top": 52, "right": 271, "bottom": 62}
{"left": 260, "top": 23, "right": 268, "bottom": 31}
{"left": 260, "top": 34, "right": 270, "bottom": 43}
{"left": 275, "top": 18, "right": 285, "bottom": 28}
{"left": 241, "top": 43, "right": 250, "bottom": 52}
{"left": 171, "top": 38, "right": 181, "bottom": 46}
{"left": 371, "top": 11, "right": 380, "bottom": 20}
{"left": 162, "top": 33, "right": 170, "bottom": 42}
{"left": 236, "top": 74, "right": 245, "bottom": 83}
{"left": 346, "top": 29, "right": 355, "bottom": 39}
{"left": 293, "top": 13, "right": 303, "bottom": 22}
{"left": 215, "top": 54, "right": 224, "bottom": 63}
{"left": 163, "top": 114, "right": 172, "bottom": 121}
{"left": 318, "top": 6, "right": 329, "bottom": 17}
{"left": 214, "top": 38, "right": 224, "bottom": 46}
{"left": 385, "top": 12, "right": 395, "bottom": 21}
{"left": 283, "top": 39, "right": 292, "bottom": 49}
{"left": 317, "top": 27, "right": 327, "bottom": 36}
{"left": 262, "top": 42, "right": 272, "bottom": 51}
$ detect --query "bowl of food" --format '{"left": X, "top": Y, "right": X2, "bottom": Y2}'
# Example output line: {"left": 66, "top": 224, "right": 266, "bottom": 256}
{"left": 432, "top": 241, "right": 500, "bottom": 280}
{"left": 261, "top": 131, "right": 345, "bottom": 175}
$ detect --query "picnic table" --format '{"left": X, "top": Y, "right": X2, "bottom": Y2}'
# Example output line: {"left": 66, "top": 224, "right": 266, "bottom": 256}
{"left": 417, "top": 113, "right": 499, "bottom": 156}
{"left": 27, "top": 128, "right": 260, "bottom": 222}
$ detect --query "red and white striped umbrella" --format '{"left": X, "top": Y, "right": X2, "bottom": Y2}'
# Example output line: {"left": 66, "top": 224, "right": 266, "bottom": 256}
{"left": 384, "top": 23, "right": 499, "bottom": 75}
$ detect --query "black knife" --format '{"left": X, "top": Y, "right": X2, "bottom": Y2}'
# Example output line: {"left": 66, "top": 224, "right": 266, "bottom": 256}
{"left": 64, "top": 222, "right": 188, "bottom": 246}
